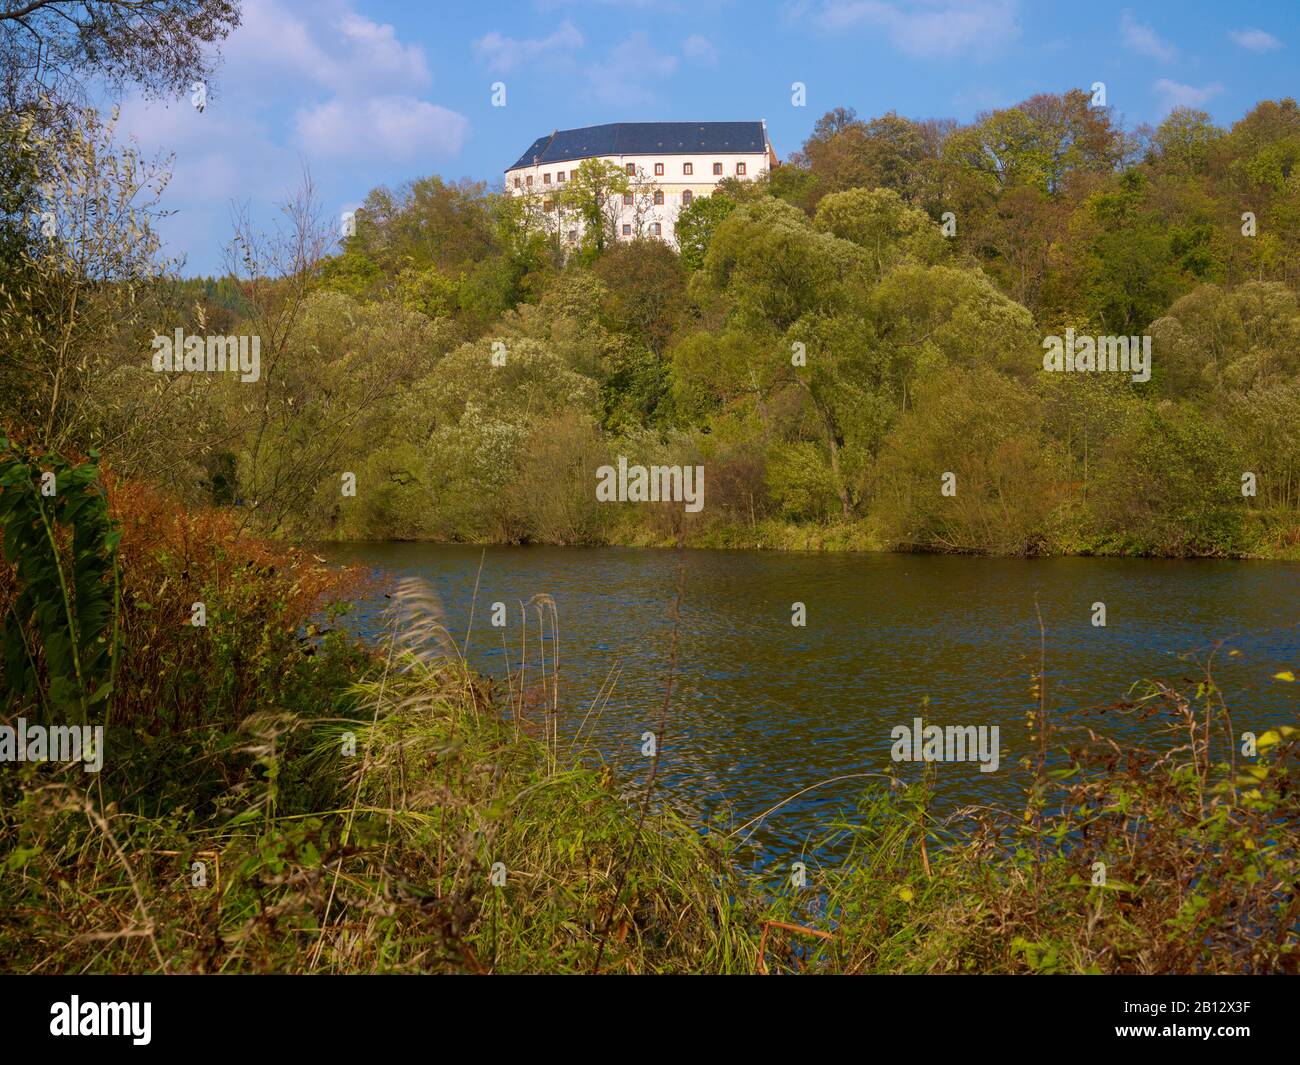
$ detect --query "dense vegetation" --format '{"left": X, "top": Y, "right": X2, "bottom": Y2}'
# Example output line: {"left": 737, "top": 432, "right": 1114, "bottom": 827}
{"left": 9, "top": 89, "right": 1299, "bottom": 557}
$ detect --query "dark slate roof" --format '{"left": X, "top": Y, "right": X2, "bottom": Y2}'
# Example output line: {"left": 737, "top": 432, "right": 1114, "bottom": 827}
{"left": 508, "top": 122, "right": 768, "bottom": 171}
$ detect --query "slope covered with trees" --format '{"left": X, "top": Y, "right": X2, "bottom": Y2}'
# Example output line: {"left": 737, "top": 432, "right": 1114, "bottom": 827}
{"left": 5, "top": 90, "right": 1299, "bottom": 556}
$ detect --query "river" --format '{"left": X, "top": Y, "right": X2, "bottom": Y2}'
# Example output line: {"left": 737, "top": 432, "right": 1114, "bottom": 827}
{"left": 322, "top": 544, "right": 1299, "bottom": 861}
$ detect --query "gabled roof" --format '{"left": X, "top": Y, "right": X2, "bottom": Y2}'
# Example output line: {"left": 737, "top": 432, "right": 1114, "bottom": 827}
{"left": 508, "top": 121, "right": 768, "bottom": 171}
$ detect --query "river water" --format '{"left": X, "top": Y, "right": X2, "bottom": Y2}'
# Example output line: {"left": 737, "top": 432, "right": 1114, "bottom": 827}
{"left": 323, "top": 544, "right": 1299, "bottom": 859}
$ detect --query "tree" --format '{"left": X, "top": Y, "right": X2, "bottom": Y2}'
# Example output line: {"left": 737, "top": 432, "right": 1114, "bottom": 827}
{"left": 792, "top": 108, "right": 943, "bottom": 208}
{"left": 232, "top": 290, "right": 442, "bottom": 536}
{"left": 675, "top": 192, "right": 735, "bottom": 270}
{"left": 592, "top": 238, "right": 686, "bottom": 355}
{"left": 1075, "top": 170, "right": 1183, "bottom": 332}
{"left": 0, "top": 0, "right": 240, "bottom": 107}
{"left": 559, "top": 158, "right": 630, "bottom": 259}
{"left": 812, "top": 186, "right": 946, "bottom": 279}
{"left": 1149, "top": 108, "right": 1224, "bottom": 176}
{"left": 0, "top": 106, "right": 182, "bottom": 456}
{"left": 1089, "top": 404, "right": 1245, "bottom": 556}
{"left": 702, "top": 197, "right": 864, "bottom": 331}
{"left": 943, "top": 90, "right": 1125, "bottom": 198}
{"left": 224, "top": 172, "right": 338, "bottom": 533}
{"left": 1148, "top": 281, "right": 1300, "bottom": 400}
{"left": 872, "top": 366, "right": 1063, "bottom": 554}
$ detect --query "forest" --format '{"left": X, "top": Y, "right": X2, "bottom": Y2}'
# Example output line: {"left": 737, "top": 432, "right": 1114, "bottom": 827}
{"left": 5, "top": 88, "right": 1300, "bottom": 557}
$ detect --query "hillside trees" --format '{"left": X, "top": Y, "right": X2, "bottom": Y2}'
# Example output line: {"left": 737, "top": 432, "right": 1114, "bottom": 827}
{"left": 0, "top": 106, "right": 207, "bottom": 474}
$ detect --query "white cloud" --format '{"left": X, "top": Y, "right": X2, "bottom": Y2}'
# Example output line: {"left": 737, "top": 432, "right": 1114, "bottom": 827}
{"left": 683, "top": 33, "right": 719, "bottom": 65}
{"left": 584, "top": 32, "right": 678, "bottom": 106}
{"left": 222, "top": 0, "right": 431, "bottom": 97}
{"left": 116, "top": 101, "right": 276, "bottom": 194}
{"left": 114, "top": 0, "right": 468, "bottom": 175}
{"left": 1153, "top": 79, "right": 1224, "bottom": 116}
{"left": 1120, "top": 12, "right": 1176, "bottom": 63}
{"left": 473, "top": 21, "right": 584, "bottom": 75}
{"left": 1229, "top": 29, "right": 1282, "bottom": 53}
{"left": 106, "top": 0, "right": 470, "bottom": 273}
{"left": 812, "top": 0, "right": 1020, "bottom": 58}
{"left": 295, "top": 97, "right": 469, "bottom": 161}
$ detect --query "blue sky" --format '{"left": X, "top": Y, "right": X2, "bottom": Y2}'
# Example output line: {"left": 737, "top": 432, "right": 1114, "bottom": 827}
{"left": 107, "top": 0, "right": 1298, "bottom": 276}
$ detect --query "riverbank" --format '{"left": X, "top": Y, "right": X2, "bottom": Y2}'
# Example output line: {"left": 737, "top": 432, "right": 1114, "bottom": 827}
{"left": 316, "top": 510, "right": 1300, "bottom": 560}
{"left": 3, "top": 586, "right": 1295, "bottom": 972}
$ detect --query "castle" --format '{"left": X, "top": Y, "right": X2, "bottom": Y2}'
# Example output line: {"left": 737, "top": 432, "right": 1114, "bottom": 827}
{"left": 505, "top": 121, "right": 775, "bottom": 249}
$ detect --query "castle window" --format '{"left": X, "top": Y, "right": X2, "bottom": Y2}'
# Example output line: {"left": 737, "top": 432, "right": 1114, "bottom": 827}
{"left": 526, "top": 175, "right": 533, "bottom": 186}
{"left": 682, "top": 190, "right": 693, "bottom": 206}
{"left": 557, "top": 171, "right": 566, "bottom": 182}
{"left": 625, "top": 163, "right": 636, "bottom": 175}
{"left": 567, "top": 229, "right": 577, "bottom": 241}
{"left": 513, "top": 177, "right": 521, "bottom": 188}
{"left": 654, "top": 190, "right": 664, "bottom": 205}
{"left": 654, "top": 162, "right": 664, "bottom": 176}
{"left": 543, "top": 173, "right": 551, "bottom": 184}
{"left": 622, "top": 224, "right": 632, "bottom": 236}
{"left": 712, "top": 162, "right": 722, "bottom": 175}
{"left": 543, "top": 199, "right": 554, "bottom": 212}
{"left": 623, "top": 193, "right": 633, "bottom": 206}
{"left": 683, "top": 162, "right": 693, "bottom": 175}
{"left": 736, "top": 162, "right": 747, "bottom": 176}
{"left": 651, "top": 222, "right": 662, "bottom": 237}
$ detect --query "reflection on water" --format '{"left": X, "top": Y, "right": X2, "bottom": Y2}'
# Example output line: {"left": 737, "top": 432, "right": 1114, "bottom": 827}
{"left": 323, "top": 544, "right": 1299, "bottom": 858}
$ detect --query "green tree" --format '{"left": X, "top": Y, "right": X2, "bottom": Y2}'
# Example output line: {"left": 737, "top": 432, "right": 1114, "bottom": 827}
{"left": 702, "top": 197, "right": 864, "bottom": 331}
{"left": 813, "top": 186, "right": 946, "bottom": 279}
{"left": 559, "top": 158, "right": 630, "bottom": 260}
{"left": 676, "top": 192, "right": 736, "bottom": 270}
{"left": 1149, "top": 108, "right": 1224, "bottom": 176}
{"left": 1089, "top": 405, "right": 1245, "bottom": 556}
{"left": 591, "top": 238, "right": 686, "bottom": 354}
{"left": 872, "top": 366, "right": 1063, "bottom": 554}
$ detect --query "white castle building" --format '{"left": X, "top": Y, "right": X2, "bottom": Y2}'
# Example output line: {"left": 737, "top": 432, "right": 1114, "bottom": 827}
{"left": 505, "top": 121, "right": 775, "bottom": 249}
